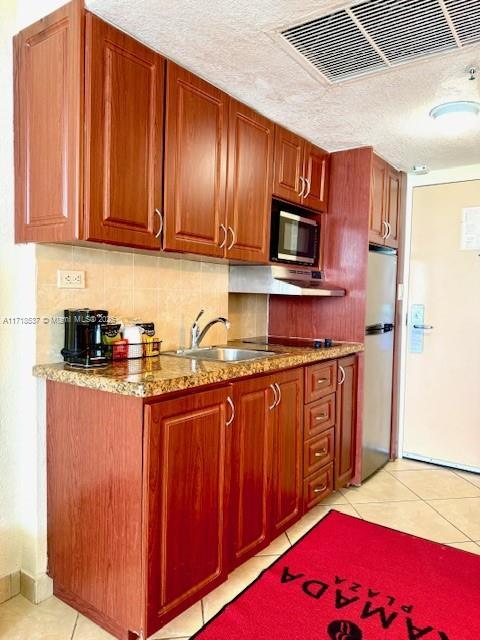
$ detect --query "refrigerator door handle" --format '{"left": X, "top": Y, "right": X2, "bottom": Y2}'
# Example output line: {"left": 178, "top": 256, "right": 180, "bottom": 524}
{"left": 413, "top": 324, "right": 434, "bottom": 330}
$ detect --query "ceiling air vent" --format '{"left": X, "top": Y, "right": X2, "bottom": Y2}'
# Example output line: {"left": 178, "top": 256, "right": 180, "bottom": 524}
{"left": 279, "top": 0, "right": 480, "bottom": 84}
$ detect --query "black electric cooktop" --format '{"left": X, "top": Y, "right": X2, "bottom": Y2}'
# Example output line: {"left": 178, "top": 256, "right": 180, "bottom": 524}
{"left": 241, "top": 336, "right": 339, "bottom": 349}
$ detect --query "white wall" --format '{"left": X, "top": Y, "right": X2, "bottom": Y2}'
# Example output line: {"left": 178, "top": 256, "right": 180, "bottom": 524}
{"left": 398, "top": 163, "right": 480, "bottom": 457}
{"left": 0, "top": 0, "right": 66, "bottom": 585}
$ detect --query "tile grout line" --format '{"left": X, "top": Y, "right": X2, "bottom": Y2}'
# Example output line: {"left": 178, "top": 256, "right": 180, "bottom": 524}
{"left": 388, "top": 469, "right": 476, "bottom": 543}
{"left": 451, "top": 468, "right": 480, "bottom": 489}
{"left": 70, "top": 612, "right": 79, "bottom": 640}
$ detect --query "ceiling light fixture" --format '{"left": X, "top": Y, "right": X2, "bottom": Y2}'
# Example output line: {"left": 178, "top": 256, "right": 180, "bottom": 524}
{"left": 429, "top": 100, "right": 480, "bottom": 134}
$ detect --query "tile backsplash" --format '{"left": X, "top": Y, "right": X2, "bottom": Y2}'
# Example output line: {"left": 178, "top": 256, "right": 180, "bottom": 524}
{"left": 36, "top": 245, "right": 268, "bottom": 364}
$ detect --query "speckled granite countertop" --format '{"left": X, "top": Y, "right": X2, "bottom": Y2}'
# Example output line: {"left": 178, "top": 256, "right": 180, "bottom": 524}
{"left": 33, "top": 340, "right": 363, "bottom": 398}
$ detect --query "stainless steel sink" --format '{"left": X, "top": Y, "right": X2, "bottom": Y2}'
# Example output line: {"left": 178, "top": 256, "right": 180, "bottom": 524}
{"left": 163, "top": 347, "right": 278, "bottom": 362}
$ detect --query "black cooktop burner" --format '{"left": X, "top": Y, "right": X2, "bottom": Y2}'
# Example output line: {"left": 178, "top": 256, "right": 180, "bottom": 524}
{"left": 242, "top": 336, "right": 338, "bottom": 349}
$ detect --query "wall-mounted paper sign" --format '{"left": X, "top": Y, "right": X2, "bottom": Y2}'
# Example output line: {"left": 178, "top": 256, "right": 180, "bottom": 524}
{"left": 460, "top": 207, "right": 480, "bottom": 250}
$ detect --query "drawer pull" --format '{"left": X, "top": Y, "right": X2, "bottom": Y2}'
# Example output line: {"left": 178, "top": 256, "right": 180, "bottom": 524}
{"left": 317, "top": 378, "right": 328, "bottom": 384}
{"left": 315, "top": 412, "right": 327, "bottom": 421}
{"left": 313, "top": 484, "right": 327, "bottom": 493}
{"left": 314, "top": 448, "right": 327, "bottom": 458}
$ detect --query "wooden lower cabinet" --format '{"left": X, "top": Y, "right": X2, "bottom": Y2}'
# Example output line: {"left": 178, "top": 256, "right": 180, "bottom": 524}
{"left": 230, "top": 368, "right": 303, "bottom": 566}
{"left": 145, "top": 387, "right": 231, "bottom": 632}
{"left": 270, "top": 368, "right": 303, "bottom": 536}
{"left": 335, "top": 355, "right": 358, "bottom": 489}
{"left": 230, "top": 376, "right": 273, "bottom": 565}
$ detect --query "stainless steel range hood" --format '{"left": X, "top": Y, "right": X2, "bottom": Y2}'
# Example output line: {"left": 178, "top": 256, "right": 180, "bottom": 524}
{"left": 229, "top": 266, "right": 346, "bottom": 297}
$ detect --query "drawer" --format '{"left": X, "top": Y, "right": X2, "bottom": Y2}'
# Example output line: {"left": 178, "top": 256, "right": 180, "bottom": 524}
{"left": 304, "top": 428, "right": 334, "bottom": 478}
{"left": 305, "top": 361, "right": 337, "bottom": 403}
{"left": 303, "top": 463, "right": 334, "bottom": 511}
{"left": 304, "top": 393, "right": 335, "bottom": 439}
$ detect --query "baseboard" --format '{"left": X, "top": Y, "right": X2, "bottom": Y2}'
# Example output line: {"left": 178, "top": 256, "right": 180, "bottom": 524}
{"left": 0, "top": 571, "right": 21, "bottom": 604}
{"left": 20, "top": 571, "right": 53, "bottom": 604}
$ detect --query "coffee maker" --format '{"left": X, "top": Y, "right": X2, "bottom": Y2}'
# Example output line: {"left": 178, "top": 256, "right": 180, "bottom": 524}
{"left": 61, "top": 309, "right": 109, "bottom": 367}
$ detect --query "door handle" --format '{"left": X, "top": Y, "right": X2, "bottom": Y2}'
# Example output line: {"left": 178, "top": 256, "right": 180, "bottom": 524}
{"left": 413, "top": 324, "right": 434, "bottom": 330}
{"left": 274, "top": 383, "right": 281, "bottom": 407}
{"left": 269, "top": 384, "right": 278, "bottom": 410}
{"left": 227, "top": 226, "right": 236, "bottom": 251}
{"left": 298, "top": 176, "right": 306, "bottom": 197}
{"left": 154, "top": 209, "right": 163, "bottom": 239}
{"left": 226, "top": 396, "right": 235, "bottom": 427}
{"left": 219, "top": 223, "right": 227, "bottom": 249}
{"left": 381, "top": 220, "right": 389, "bottom": 240}
{"left": 304, "top": 177, "right": 311, "bottom": 198}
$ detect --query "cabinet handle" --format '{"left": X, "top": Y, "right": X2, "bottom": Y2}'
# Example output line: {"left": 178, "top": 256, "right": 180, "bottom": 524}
{"left": 298, "top": 176, "right": 306, "bottom": 197}
{"left": 385, "top": 221, "right": 392, "bottom": 239}
{"left": 269, "top": 384, "right": 278, "bottom": 410}
{"left": 381, "top": 220, "right": 389, "bottom": 240}
{"left": 338, "top": 365, "right": 346, "bottom": 386}
{"left": 314, "top": 448, "right": 328, "bottom": 457}
{"left": 154, "top": 209, "right": 163, "bottom": 239}
{"left": 313, "top": 485, "right": 327, "bottom": 493}
{"left": 274, "top": 383, "right": 282, "bottom": 406}
{"left": 226, "top": 396, "right": 235, "bottom": 427}
{"left": 227, "top": 226, "right": 236, "bottom": 251}
{"left": 219, "top": 223, "right": 227, "bottom": 249}
{"left": 317, "top": 377, "right": 328, "bottom": 384}
{"left": 304, "top": 177, "right": 311, "bottom": 198}
{"left": 315, "top": 412, "right": 327, "bottom": 421}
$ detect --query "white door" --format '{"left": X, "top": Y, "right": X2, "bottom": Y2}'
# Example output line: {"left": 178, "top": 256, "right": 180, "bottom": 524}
{"left": 403, "top": 180, "right": 480, "bottom": 471}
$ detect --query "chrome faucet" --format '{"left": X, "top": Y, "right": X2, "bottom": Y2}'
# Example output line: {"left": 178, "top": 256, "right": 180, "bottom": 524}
{"left": 191, "top": 309, "right": 231, "bottom": 350}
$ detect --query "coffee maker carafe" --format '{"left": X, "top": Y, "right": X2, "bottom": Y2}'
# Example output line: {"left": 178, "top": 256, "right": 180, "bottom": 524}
{"left": 61, "top": 309, "right": 109, "bottom": 367}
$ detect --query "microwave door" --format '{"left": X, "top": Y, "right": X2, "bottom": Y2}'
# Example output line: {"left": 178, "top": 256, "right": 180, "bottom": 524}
{"left": 278, "top": 212, "right": 317, "bottom": 265}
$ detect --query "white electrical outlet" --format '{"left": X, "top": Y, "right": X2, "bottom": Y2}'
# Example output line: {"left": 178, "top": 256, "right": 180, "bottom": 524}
{"left": 57, "top": 270, "right": 86, "bottom": 289}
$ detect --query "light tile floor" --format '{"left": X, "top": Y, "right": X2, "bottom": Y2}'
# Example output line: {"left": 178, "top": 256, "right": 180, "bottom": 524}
{"left": 1, "top": 459, "right": 479, "bottom": 640}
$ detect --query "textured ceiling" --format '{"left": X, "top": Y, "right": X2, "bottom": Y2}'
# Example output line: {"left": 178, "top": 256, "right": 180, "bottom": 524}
{"left": 86, "top": 0, "right": 480, "bottom": 170}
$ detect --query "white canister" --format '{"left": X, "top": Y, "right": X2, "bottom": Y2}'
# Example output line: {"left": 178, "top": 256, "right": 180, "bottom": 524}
{"left": 122, "top": 324, "right": 144, "bottom": 359}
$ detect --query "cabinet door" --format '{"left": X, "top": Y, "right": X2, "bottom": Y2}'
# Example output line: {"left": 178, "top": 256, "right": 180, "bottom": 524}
{"left": 271, "top": 368, "right": 303, "bottom": 536}
{"left": 14, "top": 1, "right": 82, "bottom": 243}
{"left": 302, "top": 142, "right": 330, "bottom": 212}
{"left": 226, "top": 100, "right": 273, "bottom": 262}
{"left": 385, "top": 168, "right": 400, "bottom": 249}
{"left": 272, "top": 125, "right": 304, "bottom": 205}
{"left": 230, "top": 376, "right": 273, "bottom": 566}
{"left": 145, "top": 387, "right": 231, "bottom": 629}
{"left": 335, "top": 355, "right": 358, "bottom": 489}
{"left": 164, "top": 62, "right": 228, "bottom": 257}
{"left": 84, "top": 14, "right": 164, "bottom": 249}
{"left": 369, "top": 155, "right": 387, "bottom": 245}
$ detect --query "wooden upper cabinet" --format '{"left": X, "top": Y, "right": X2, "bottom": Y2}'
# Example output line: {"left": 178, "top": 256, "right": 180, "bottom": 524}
{"left": 270, "top": 368, "right": 303, "bottom": 536}
{"left": 164, "top": 62, "right": 228, "bottom": 257}
{"left": 145, "top": 387, "right": 231, "bottom": 630}
{"left": 14, "top": 1, "right": 82, "bottom": 242}
{"left": 369, "top": 155, "right": 387, "bottom": 245}
{"left": 230, "top": 376, "right": 273, "bottom": 566}
{"left": 335, "top": 355, "right": 358, "bottom": 489}
{"left": 386, "top": 167, "right": 400, "bottom": 249}
{"left": 273, "top": 126, "right": 330, "bottom": 213}
{"left": 369, "top": 154, "right": 401, "bottom": 248}
{"left": 84, "top": 14, "right": 164, "bottom": 248}
{"left": 273, "top": 126, "right": 304, "bottom": 205}
{"left": 303, "top": 142, "right": 330, "bottom": 212}
{"left": 226, "top": 100, "right": 273, "bottom": 262}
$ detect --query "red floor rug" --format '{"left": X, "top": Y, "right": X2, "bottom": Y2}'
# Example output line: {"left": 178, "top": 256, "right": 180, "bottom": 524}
{"left": 193, "top": 510, "right": 480, "bottom": 640}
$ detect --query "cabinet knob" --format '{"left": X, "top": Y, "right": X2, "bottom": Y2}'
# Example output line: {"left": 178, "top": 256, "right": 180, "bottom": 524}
{"left": 313, "top": 485, "right": 327, "bottom": 493}
{"left": 314, "top": 448, "right": 327, "bottom": 458}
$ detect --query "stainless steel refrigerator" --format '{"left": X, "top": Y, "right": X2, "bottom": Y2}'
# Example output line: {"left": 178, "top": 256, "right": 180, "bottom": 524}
{"left": 362, "top": 247, "right": 397, "bottom": 481}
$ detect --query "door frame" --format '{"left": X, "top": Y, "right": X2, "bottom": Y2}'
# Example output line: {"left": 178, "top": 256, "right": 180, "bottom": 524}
{"left": 397, "top": 163, "right": 480, "bottom": 466}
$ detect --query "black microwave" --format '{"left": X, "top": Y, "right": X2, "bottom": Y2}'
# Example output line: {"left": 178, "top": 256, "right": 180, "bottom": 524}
{"left": 270, "top": 202, "right": 319, "bottom": 266}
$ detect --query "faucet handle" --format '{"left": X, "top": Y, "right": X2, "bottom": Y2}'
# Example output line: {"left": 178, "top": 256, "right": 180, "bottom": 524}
{"left": 193, "top": 309, "right": 205, "bottom": 325}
